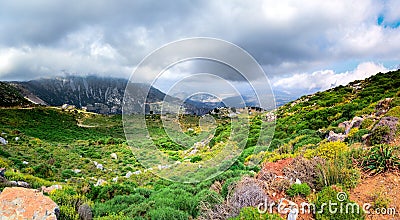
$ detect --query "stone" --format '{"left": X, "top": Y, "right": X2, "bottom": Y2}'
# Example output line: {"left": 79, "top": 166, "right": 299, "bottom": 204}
{"left": 125, "top": 171, "right": 133, "bottom": 178}
{"left": 110, "top": 153, "right": 118, "bottom": 160}
{"left": 327, "top": 130, "right": 346, "bottom": 142}
{"left": 41, "top": 185, "right": 62, "bottom": 194}
{"left": 78, "top": 203, "right": 93, "bottom": 220}
{"left": 0, "top": 187, "right": 59, "bottom": 219}
{"left": 96, "top": 164, "right": 103, "bottom": 170}
{"left": 94, "top": 179, "right": 106, "bottom": 186}
{"left": 0, "top": 137, "right": 8, "bottom": 145}
{"left": 73, "top": 169, "right": 81, "bottom": 174}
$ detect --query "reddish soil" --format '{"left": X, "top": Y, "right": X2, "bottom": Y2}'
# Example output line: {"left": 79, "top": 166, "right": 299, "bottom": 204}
{"left": 350, "top": 172, "right": 400, "bottom": 220}
{"left": 259, "top": 158, "right": 294, "bottom": 176}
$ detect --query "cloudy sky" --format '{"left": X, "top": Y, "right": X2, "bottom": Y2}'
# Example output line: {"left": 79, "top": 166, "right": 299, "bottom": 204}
{"left": 0, "top": 0, "right": 399, "bottom": 96}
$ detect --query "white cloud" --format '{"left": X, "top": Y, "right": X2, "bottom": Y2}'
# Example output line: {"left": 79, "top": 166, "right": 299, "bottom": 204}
{"left": 0, "top": 0, "right": 399, "bottom": 91}
{"left": 272, "top": 62, "right": 391, "bottom": 93}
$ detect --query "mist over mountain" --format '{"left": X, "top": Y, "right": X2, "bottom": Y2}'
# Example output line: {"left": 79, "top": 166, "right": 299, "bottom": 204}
{"left": 4, "top": 75, "right": 297, "bottom": 114}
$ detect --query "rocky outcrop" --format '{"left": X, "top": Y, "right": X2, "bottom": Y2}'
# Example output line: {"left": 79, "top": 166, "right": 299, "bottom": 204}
{"left": 375, "top": 98, "right": 392, "bottom": 116}
{"left": 0, "top": 187, "right": 59, "bottom": 219}
{"left": 327, "top": 130, "right": 346, "bottom": 142}
{"left": 371, "top": 116, "right": 399, "bottom": 144}
{"left": 338, "top": 116, "right": 364, "bottom": 134}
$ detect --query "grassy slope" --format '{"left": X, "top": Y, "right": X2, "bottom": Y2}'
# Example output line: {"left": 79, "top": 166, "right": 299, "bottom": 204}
{"left": 0, "top": 82, "right": 31, "bottom": 107}
{"left": 0, "top": 69, "right": 399, "bottom": 219}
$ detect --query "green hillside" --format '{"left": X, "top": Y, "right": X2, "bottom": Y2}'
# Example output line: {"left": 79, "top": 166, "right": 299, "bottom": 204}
{"left": 0, "top": 70, "right": 399, "bottom": 219}
{"left": 0, "top": 82, "right": 31, "bottom": 107}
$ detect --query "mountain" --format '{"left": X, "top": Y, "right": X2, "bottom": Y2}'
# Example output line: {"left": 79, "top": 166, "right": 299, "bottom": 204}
{"left": 3, "top": 75, "right": 298, "bottom": 114}
{"left": 0, "top": 82, "right": 31, "bottom": 107}
{"left": 9, "top": 76, "right": 219, "bottom": 115}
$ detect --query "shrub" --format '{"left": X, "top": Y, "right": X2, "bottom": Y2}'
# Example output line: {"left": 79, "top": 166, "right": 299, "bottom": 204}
{"left": 221, "top": 177, "right": 241, "bottom": 198}
{"left": 229, "top": 207, "right": 283, "bottom": 220}
{"left": 93, "top": 194, "right": 145, "bottom": 217}
{"left": 360, "top": 118, "right": 375, "bottom": 129}
{"left": 50, "top": 187, "right": 93, "bottom": 220}
{"left": 315, "top": 141, "right": 348, "bottom": 160}
{"left": 370, "top": 117, "right": 399, "bottom": 145}
{"left": 190, "top": 155, "right": 202, "bottom": 163}
{"left": 5, "top": 170, "right": 53, "bottom": 189}
{"left": 283, "top": 157, "right": 325, "bottom": 190}
{"left": 370, "top": 126, "right": 390, "bottom": 145}
{"left": 386, "top": 106, "right": 400, "bottom": 118}
{"left": 317, "top": 153, "right": 360, "bottom": 189}
{"left": 372, "top": 190, "right": 391, "bottom": 210}
{"left": 313, "top": 187, "right": 364, "bottom": 219}
{"left": 286, "top": 183, "right": 311, "bottom": 197}
{"left": 62, "top": 169, "right": 76, "bottom": 179}
{"left": 361, "top": 144, "right": 400, "bottom": 175}
{"left": 148, "top": 207, "right": 188, "bottom": 220}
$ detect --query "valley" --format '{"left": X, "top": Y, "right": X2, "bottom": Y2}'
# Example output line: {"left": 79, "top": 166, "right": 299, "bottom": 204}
{"left": 0, "top": 70, "right": 399, "bottom": 219}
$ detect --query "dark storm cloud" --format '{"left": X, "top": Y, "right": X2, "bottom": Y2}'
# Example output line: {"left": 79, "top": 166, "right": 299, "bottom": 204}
{"left": 0, "top": 0, "right": 399, "bottom": 85}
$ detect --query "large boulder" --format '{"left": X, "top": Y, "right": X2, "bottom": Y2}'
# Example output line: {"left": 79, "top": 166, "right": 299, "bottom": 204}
{"left": 0, "top": 187, "right": 59, "bottom": 219}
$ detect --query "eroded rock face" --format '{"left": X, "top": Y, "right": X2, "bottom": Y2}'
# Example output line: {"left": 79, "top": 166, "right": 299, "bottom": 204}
{"left": 0, "top": 187, "right": 59, "bottom": 220}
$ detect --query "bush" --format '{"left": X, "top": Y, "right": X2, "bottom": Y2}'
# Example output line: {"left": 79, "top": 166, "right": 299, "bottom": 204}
{"left": 315, "top": 141, "right": 348, "bottom": 160}
{"left": 283, "top": 157, "right": 325, "bottom": 190}
{"left": 190, "top": 155, "right": 202, "bottom": 163}
{"left": 361, "top": 144, "right": 400, "bottom": 175}
{"left": 317, "top": 153, "right": 360, "bottom": 189}
{"left": 313, "top": 187, "right": 364, "bottom": 220}
{"left": 360, "top": 118, "right": 375, "bottom": 129}
{"left": 93, "top": 194, "right": 145, "bottom": 217}
{"left": 148, "top": 207, "right": 188, "bottom": 220}
{"left": 62, "top": 169, "right": 76, "bottom": 179}
{"left": 221, "top": 177, "right": 241, "bottom": 198}
{"left": 370, "top": 126, "right": 390, "bottom": 145}
{"left": 286, "top": 183, "right": 311, "bottom": 197}
{"left": 50, "top": 187, "right": 93, "bottom": 220}
{"left": 229, "top": 207, "right": 283, "bottom": 220}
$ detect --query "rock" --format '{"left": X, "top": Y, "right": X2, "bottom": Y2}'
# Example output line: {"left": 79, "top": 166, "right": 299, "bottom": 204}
{"left": 94, "top": 179, "right": 106, "bottom": 186}
{"left": 78, "top": 203, "right": 93, "bottom": 220}
{"left": 0, "top": 187, "right": 59, "bottom": 219}
{"left": 375, "top": 98, "right": 392, "bottom": 116}
{"left": 327, "top": 130, "right": 346, "bottom": 142}
{"left": 110, "top": 153, "right": 118, "bottom": 160}
{"left": 41, "top": 185, "right": 62, "bottom": 194}
{"left": 350, "top": 116, "right": 364, "bottom": 129}
{"left": 372, "top": 116, "right": 399, "bottom": 143}
{"left": 338, "top": 121, "right": 350, "bottom": 129}
{"left": 73, "top": 169, "right": 81, "bottom": 174}
{"left": 125, "top": 171, "right": 133, "bottom": 178}
{"left": 0, "top": 137, "right": 8, "bottom": 145}
{"left": 8, "top": 180, "right": 30, "bottom": 188}
{"left": 96, "top": 164, "right": 103, "bottom": 170}
{"left": 133, "top": 170, "right": 141, "bottom": 175}
{"left": 0, "top": 168, "right": 6, "bottom": 177}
